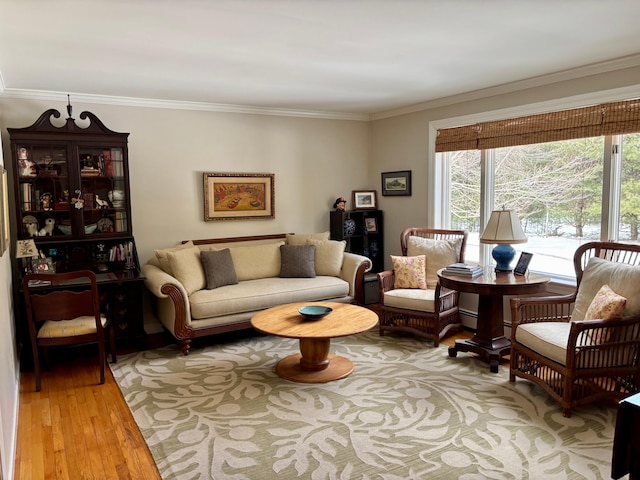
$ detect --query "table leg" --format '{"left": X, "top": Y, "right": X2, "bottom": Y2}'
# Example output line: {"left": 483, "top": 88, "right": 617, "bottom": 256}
{"left": 448, "top": 293, "right": 511, "bottom": 373}
{"left": 299, "top": 338, "right": 331, "bottom": 371}
{"left": 275, "top": 337, "right": 355, "bottom": 383}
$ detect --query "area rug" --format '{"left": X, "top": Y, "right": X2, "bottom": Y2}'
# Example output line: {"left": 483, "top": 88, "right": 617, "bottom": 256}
{"left": 110, "top": 330, "right": 620, "bottom": 479}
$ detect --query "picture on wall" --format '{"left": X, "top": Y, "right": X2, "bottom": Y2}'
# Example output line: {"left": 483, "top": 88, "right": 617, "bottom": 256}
{"left": 352, "top": 190, "right": 377, "bottom": 210}
{"left": 203, "top": 172, "right": 275, "bottom": 221}
{"left": 381, "top": 170, "right": 412, "bottom": 196}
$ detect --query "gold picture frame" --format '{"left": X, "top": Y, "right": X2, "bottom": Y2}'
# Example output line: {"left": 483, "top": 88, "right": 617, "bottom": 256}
{"left": 203, "top": 172, "right": 275, "bottom": 221}
{"left": 0, "top": 167, "right": 10, "bottom": 256}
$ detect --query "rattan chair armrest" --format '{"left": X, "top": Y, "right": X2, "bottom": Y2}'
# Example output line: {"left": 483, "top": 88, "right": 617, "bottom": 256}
{"left": 377, "top": 270, "right": 395, "bottom": 293}
{"left": 565, "top": 316, "right": 640, "bottom": 370}
{"left": 510, "top": 293, "right": 576, "bottom": 329}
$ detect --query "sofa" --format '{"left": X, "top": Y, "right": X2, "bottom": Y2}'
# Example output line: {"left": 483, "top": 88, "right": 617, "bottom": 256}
{"left": 142, "top": 232, "right": 372, "bottom": 354}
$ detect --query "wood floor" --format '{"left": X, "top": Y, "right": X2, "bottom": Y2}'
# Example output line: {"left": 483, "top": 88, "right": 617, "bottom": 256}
{"left": 13, "top": 320, "right": 476, "bottom": 480}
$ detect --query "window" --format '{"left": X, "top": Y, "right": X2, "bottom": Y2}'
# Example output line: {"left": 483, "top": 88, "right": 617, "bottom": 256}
{"left": 443, "top": 133, "right": 640, "bottom": 278}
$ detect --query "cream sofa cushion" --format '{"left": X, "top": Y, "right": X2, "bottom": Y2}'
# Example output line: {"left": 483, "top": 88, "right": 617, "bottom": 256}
{"left": 168, "top": 246, "right": 206, "bottom": 295}
{"left": 189, "top": 276, "right": 349, "bottom": 320}
{"left": 286, "top": 232, "right": 330, "bottom": 245}
{"left": 154, "top": 240, "right": 195, "bottom": 275}
{"left": 406, "top": 236, "right": 462, "bottom": 289}
{"left": 229, "top": 241, "right": 284, "bottom": 281}
{"left": 572, "top": 257, "right": 640, "bottom": 321}
{"left": 307, "top": 239, "right": 346, "bottom": 277}
{"left": 383, "top": 288, "right": 436, "bottom": 313}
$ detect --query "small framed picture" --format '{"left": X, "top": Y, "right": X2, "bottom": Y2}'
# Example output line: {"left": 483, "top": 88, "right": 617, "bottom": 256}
{"left": 514, "top": 252, "right": 533, "bottom": 275}
{"left": 381, "top": 170, "right": 412, "bottom": 196}
{"left": 365, "top": 217, "right": 378, "bottom": 233}
{"left": 32, "top": 257, "right": 56, "bottom": 274}
{"left": 352, "top": 190, "right": 377, "bottom": 210}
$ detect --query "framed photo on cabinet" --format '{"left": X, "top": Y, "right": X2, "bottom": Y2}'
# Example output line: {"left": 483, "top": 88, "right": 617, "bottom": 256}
{"left": 352, "top": 190, "right": 377, "bottom": 210}
{"left": 381, "top": 170, "right": 411, "bottom": 196}
{"left": 203, "top": 172, "right": 275, "bottom": 221}
{"left": 365, "top": 217, "right": 378, "bottom": 233}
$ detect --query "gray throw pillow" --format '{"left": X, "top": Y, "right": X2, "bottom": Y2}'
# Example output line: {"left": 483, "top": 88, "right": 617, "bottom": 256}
{"left": 280, "top": 245, "right": 316, "bottom": 278}
{"left": 200, "top": 249, "right": 238, "bottom": 289}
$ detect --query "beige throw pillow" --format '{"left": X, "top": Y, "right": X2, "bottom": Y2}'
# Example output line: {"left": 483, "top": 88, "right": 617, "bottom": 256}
{"left": 406, "top": 236, "right": 462, "bottom": 289}
{"left": 228, "top": 242, "right": 284, "bottom": 281}
{"left": 166, "top": 246, "right": 206, "bottom": 295}
{"left": 307, "top": 239, "right": 346, "bottom": 277}
{"left": 286, "top": 232, "right": 330, "bottom": 246}
{"left": 154, "top": 241, "right": 195, "bottom": 275}
{"left": 572, "top": 257, "right": 640, "bottom": 321}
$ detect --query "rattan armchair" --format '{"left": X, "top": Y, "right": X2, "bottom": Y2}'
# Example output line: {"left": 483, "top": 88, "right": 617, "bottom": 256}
{"left": 510, "top": 242, "right": 640, "bottom": 417}
{"left": 378, "top": 228, "right": 467, "bottom": 346}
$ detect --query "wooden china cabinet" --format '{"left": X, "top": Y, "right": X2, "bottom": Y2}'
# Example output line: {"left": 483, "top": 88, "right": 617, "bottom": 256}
{"left": 8, "top": 104, "right": 146, "bottom": 354}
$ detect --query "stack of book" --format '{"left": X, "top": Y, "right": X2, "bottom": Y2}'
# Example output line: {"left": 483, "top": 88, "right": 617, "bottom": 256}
{"left": 442, "top": 263, "right": 484, "bottom": 277}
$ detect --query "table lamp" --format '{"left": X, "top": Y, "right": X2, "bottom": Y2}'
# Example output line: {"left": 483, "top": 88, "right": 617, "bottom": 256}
{"left": 480, "top": 209, "right": 527, "bottom": 272}
{"left": 16, "top": 239, "right": 38, "bottom": 273}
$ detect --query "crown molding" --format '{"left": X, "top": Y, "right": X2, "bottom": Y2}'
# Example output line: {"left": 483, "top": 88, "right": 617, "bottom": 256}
{"left": 370, "top": 53, "right": 640, "bottom": 121}
{"left": 0, "top": 88, "right": 371, "bottom": 122}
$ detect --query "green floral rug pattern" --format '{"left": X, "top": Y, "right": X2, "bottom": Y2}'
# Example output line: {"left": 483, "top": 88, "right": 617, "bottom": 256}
{"left": 110, "top": 331, "right": 620, "bottom": 479}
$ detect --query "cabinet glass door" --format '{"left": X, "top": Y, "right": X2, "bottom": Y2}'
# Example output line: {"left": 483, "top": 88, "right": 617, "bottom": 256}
{"left": 16, "top": 144, "right": 71, "bottom": 239}
{"left": 77, "top": 146, "right": 128, "bottom": 236}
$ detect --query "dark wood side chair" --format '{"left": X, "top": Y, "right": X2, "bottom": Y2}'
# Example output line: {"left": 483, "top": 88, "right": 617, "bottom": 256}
{"left": 510, "top": 242, "right": 640, "bottom": 417}
{"left": 377, "top": 228, "right": 468, "bottom": 346}
{"left": 23, "top": 270, "right": 116, "bottom": 392}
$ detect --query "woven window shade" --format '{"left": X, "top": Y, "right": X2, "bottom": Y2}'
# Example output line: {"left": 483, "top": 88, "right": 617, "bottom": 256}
{"left": 436, "top": 98, "right": 640, "bottom": 152}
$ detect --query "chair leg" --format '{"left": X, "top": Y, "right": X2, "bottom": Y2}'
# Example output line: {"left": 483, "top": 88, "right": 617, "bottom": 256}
{"left": 109, "top": 324, "right": 117, "bottom": 364}
{"left": 98, "top": 334, "right": 106, "bottom": 385}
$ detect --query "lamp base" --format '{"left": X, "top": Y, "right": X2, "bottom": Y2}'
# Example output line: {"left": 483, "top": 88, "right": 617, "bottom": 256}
{"left": 491, "top": 244, "right": 515, "bottom": 272}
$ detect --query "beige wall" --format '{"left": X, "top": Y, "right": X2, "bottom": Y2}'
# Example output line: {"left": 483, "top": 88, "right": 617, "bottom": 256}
{"left": 0, "top": 99, "right": 371, "bottom": 264}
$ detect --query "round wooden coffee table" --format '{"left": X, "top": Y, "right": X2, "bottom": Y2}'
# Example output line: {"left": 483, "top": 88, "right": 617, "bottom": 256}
{"left": 251, "top": 302, "right": 378, "bottom": 383}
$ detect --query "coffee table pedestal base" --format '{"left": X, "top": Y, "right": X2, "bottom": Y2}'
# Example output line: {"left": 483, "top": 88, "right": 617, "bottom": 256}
{"left": 276, "top": 354, "right": 354, "bottom": 383}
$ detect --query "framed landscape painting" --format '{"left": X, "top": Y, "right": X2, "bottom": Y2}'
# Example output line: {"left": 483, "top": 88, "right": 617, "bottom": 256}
{"left": 203, "top": 172, "right": 275, "bottom": 221}
{"left": 381, "top": 170, "right": 412, "bottom": 196}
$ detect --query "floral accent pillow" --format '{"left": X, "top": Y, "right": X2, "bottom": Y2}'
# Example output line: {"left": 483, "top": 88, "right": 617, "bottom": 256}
{"left": 583, "top": 284, "right": 627, "bottom": 343}
{"left": 391, "top": 255, "right": 427, "bottom": 290}
{"left": 584, "top": 284, "right": 627, "bottom": 320}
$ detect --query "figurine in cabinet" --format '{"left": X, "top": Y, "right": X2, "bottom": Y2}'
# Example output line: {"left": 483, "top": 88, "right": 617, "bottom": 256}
{"left": 333, "top": 196, "right": 347, "bottom": 212}
{"left": 40, "top": 192, "right": 53, "bottom": 211}
{"left": 18, "top": 158, "right": 36, "bottom": 177}
{"left": 23, "top": 215, "right": 39, "bottom": 237}
{"left": 38, "top": 217, "right": 55, "bottom": 236}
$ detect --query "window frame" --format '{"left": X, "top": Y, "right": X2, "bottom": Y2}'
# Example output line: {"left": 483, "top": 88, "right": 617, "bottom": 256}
{"left": 429, "top": 88, "right": 637, "bottom": 282}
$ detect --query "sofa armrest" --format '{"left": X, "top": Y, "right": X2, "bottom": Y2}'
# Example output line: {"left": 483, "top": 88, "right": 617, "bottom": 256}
{"left": 341, "top": 252, "right": 372, "bottom": 304}
{"left": 141, "top": 263, "right": 192, "bottom": 339}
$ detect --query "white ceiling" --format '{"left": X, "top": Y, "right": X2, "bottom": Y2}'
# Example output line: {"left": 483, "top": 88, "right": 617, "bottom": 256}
{"left": 1, "top": 0, "right": 640, "bottom": 118}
